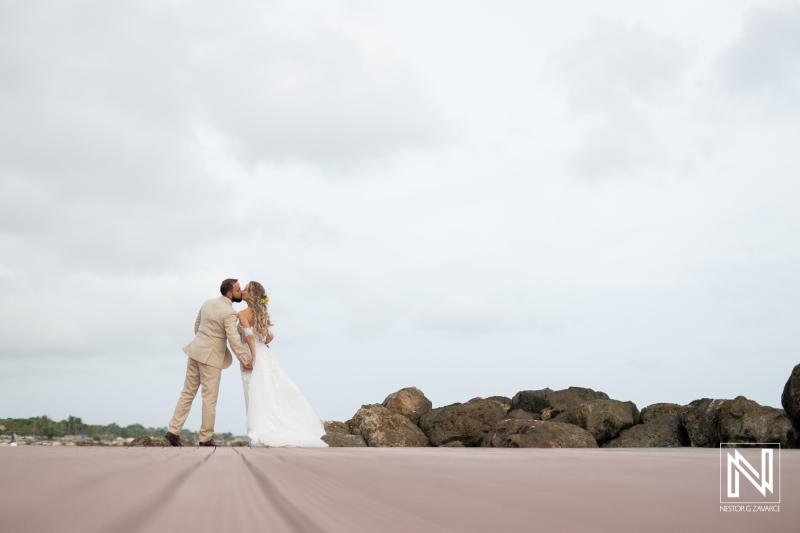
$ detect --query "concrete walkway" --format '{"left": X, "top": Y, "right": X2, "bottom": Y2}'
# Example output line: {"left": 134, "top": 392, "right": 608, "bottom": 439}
{"left": 1, "top": 447, "right": 796, "bottom": 532}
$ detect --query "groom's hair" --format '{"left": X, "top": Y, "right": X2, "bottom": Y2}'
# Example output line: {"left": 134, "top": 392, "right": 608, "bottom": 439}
{"left": 220, "top": 278, "right": 238, "bottom": 296}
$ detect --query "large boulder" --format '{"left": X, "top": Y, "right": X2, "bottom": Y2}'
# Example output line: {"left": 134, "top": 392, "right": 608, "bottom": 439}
{"left": 552, "top": 400, "right": 639, "bottom": 444}
{"left": 482, "top": 419, "right": 598, "bottom": 448}
{"left": 382, "top": 387, "right": 433, "bottom": 424}
{"left": 718, "top": 396, "right": 799, "bottom": 448}
{"left": 349, "top": 405, "right": 428, "bottom": 447}
{"left": 640, "top": 403, "right": 684, "bottom": 424}
{"left": 680, "top": 399, "right": 727, "bottom": 447}
{"left": 419, "top": 398, "right": 507, "bottom": 447}
{"left": 511, "top": 387, "right": 610, "bottom": 418}
{"left": 782, "top": 364, "right": 800, "bottom": 424}
{"left": 129, "top": 436, "right": 169, "bottom": 447}
{"left": 603, "top": 414, "right": 689, "bottom": 448}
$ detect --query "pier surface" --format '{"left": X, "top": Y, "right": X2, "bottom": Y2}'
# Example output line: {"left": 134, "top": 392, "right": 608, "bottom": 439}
{"left": 1, "top": 447, "right": 797, "bottom": 532}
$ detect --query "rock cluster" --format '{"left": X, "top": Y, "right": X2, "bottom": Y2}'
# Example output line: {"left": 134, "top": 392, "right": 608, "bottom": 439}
{"left": 129, "top": 436, "right": 169, "bottom": 447}
{"left": 322, "top": 364, "right": 800, "bottom": 448}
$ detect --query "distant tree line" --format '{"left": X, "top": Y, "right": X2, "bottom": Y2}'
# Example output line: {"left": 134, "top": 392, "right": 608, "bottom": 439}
{"left": 0, "top": 416, "right": 242, "bottom": 443}
{"left": 1, "top": 415, "right": 91, "bottom": 438}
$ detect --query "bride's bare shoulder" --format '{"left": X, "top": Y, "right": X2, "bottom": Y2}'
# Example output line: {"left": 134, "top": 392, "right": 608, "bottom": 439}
{"left": 238, "top": 308, "right": 253, "bottom": 327}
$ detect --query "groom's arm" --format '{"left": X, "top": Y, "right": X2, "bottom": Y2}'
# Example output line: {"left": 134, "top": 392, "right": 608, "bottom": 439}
{"left": 194, "top": 309, "right": 202, "bottom": 335}
{"left": 223, "top": 311, "right": 252, "bottom": 366}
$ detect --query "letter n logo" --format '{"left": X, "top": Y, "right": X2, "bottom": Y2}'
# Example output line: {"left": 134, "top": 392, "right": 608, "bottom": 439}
{"left": 727, "top": 449, "right": 772, "bottom": 497}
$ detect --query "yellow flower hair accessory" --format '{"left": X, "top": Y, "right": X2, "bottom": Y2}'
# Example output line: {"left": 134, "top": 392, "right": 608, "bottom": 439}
{"left": 262, "top": 295, "right": 269, "bottom": 305}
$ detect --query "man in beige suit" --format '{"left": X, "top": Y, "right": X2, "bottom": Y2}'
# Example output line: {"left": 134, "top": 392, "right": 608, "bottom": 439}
{"left": 166, "top": 279, "right": 253, "bottom": 447}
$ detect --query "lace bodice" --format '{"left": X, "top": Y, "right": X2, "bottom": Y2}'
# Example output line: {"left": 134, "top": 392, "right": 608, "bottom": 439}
{"left": 239, "top": 324, "right": 272, "bottom": 345}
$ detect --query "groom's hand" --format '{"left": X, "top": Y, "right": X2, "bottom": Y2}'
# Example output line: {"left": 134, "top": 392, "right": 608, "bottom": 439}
{"left": 243, "top": 361, "right": 253, "bottom": 371}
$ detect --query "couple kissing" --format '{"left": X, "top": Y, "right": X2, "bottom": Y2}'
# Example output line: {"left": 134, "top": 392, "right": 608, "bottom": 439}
{"left": 165, "top": 279, "right": 327, "bottom": 448}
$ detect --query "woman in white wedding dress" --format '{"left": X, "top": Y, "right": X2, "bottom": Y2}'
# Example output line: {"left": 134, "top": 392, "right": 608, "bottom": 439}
{"left": 237, "top": 281, "right": 327, "bottom": 447}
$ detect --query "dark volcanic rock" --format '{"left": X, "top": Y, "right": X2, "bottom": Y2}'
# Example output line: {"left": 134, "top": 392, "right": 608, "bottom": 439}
{"left": 382, "top": 387, "right": 433, "bottom": 424}
{"left": 510, "top": 388, "right": 552, "bottom": 414}
{"left": 504, "top": 409, "right": 540, "bottom": 421}
{"left": 418, "top": 408, "right": 441, "bottom": 437}
{"left": 681, "top": 399, "right": 727, "bottom": 447}
{"left": 603, "top": 414, "right": 689, "bottom": 448}
{"left": 782, "top": 364, "right": 800, "bottom": 424}
{"left": 322, "top": 434, "right": 368, "bottom": 447}
{"left": 350, "top": 404, "right": 429, "bottom": 447}
{"left": 129, "top": 436, "right": 169, "bottom": 447}
{"left": 552, "top": 400, "right": 639, "bottom": 444}
{"left": 547, "top": 387, "right": 611, "bottom": 413}
{"left": 482, "top": 419, "right": 598, "bottom": 448}
{"left": 511, "top": 387, "right": 610, "bottom": 417}
{"left": 419, "top": 398, "right": 507, "bottom": 447}
{"left": 640, "top": 403, "right": 684, "bottom": 424}
{"left": 719, "top": 396, "right": 799, "bottom": 448}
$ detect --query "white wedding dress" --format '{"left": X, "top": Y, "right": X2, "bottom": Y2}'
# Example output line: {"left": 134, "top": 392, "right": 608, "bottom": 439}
{"left": 239, "top": 325, "right": 328, "bottom": 447}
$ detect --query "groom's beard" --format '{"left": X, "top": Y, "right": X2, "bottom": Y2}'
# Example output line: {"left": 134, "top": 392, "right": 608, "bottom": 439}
{"left": 232, "top": 296, "right": 243, "bottom": 303}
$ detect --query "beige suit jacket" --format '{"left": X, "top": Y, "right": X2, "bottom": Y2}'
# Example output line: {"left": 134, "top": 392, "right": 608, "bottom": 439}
{"left": 182, "top": 296, "right": 251, "bottom": 369}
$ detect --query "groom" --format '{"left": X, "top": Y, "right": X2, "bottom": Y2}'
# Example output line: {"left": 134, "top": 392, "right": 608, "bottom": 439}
{"left": 166, "top": 279, "right": 253, "bottom": 447}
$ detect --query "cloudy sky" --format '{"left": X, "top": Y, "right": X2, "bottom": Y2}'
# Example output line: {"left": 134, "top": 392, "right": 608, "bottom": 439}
{"left": 2, "top": 0, "right": 799, "bottom": 434}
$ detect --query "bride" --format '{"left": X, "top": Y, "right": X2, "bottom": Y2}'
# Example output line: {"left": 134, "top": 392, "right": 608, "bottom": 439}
{"left": 237, "top": 281, "right": 327, "bottom": 447}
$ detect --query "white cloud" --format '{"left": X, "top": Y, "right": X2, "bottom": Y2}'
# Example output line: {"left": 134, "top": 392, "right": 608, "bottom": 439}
{"left": 550, "top": 20, "right": 695, "bottom": 179}
{"left": 712, "top": 4, "right": 800, "bottom": 113}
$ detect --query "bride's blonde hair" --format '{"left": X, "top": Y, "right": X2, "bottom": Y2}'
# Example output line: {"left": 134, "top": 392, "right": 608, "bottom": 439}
{"left": 246, "top": 281, "right": 273, "bottom": 342}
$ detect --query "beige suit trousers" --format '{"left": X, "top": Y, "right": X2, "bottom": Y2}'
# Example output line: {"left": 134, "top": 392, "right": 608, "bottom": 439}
{"left": 168, "top": 357, "right": 222, "bottom": 442}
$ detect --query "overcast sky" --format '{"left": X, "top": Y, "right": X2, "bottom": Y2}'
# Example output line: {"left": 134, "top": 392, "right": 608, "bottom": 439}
{"left": 2, "top": 0, "right": 799, "bottom": 434}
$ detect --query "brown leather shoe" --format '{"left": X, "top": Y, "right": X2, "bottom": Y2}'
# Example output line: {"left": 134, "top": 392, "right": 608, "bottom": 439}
{"left": 199, "top": 439, "right": 216, "bottom": 447}
{"left": 165, "top": 432, "right": 183, "bottom": 447}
